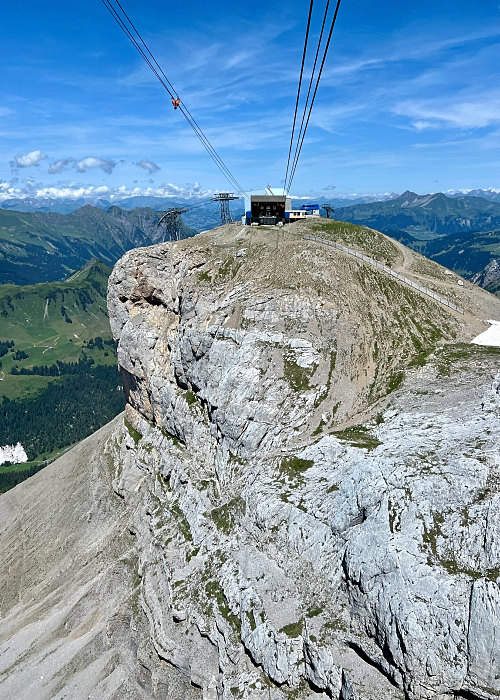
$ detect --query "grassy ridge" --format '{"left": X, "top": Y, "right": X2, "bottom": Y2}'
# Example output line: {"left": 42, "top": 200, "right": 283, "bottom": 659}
{"left": 310, "top": 219, "right": 402, "bottom": 267}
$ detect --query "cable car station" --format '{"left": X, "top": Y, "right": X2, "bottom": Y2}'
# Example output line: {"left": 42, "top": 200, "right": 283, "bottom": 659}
{"left": 243, "top": 194, "right": 320, "bottom": 226}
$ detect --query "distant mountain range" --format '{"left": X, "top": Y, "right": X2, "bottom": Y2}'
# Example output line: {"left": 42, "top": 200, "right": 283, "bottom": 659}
{"left": 2, "top": 188, "right": 499, "bottom": 232}
{"left": 0, "top": 206, "right": 197, "bottom": 285}
{"left": 333, "top": 190, "right": 500, "bottom": 238}
{"left": 0, "top": 193, "right": 400, "bottom": 216}
{"left": 447, "top": 189, "right": 500, "bottom": 202}
{"left": 0, "top": 196, "right": 240, "bottom": 233}
{"left": 4, "top": 189, "right": 500, "bottom": 288}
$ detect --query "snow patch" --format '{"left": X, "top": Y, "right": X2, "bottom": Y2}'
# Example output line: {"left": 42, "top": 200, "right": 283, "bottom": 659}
{"left": 0, "top": 443, "right": 28, "bottom": 466}
{"left": 472, "top": 320, "right": 500, "bottom": 348}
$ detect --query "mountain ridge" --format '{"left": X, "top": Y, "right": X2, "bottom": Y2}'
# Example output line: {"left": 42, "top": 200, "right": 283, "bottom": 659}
{"left": 0, "top": 205, "right": 197, "bottom": 285}
{"left": 3, "top": 219, "right": 500, "bottom": 699}
{"left": 334, "top": 190, "right": 500, "bottom": 237}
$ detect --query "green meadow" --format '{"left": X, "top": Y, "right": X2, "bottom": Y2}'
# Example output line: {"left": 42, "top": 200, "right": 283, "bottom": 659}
{"left": 0, "top": 259, "right": 114, "bottom": 399}
{"left": 0, "top": 259, "right": 126, "bottom": 491}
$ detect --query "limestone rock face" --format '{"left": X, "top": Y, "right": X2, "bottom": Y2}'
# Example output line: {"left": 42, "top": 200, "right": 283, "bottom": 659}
{"left": 3, "top": 220, "right": 500, "bottom": 699}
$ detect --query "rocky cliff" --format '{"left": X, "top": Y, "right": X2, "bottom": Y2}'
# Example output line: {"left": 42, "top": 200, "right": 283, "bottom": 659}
{"left": 471, "top": 259, "right": 500, "bottom": 296}
{"left": 2, "top": 219, "right": 500, "bottom": 700}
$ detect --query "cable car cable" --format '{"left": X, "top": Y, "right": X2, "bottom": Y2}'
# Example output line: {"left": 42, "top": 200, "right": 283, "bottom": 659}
{"left": 102, "top": 0, "right": 246, "bottom": 197}
{"left": 286, "top": 0, "right": 342, "bottom": 192}
{"left": 285, "top": 0, "right": 332, "bottom": 194}
{"left": 103, "top": 0, "right": 245, "bottom": 196}
{"left": 287, "top": 0, "right": 342, "bottom": 190}
{"left": 283, "top": 0, "right": 315, "bottom": 196}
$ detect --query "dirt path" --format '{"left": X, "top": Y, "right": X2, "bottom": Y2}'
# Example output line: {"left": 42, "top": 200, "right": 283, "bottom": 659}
{"left": 388, "top": 236, "right": 416, "bottom": 274}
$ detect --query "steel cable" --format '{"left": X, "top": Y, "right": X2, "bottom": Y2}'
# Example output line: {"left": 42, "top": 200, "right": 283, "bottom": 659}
{"left": 102, "top": 0, "right": 246, "bottom": 197}
{"left": 111, "top": 0, "right": 244, "bottom": 191}
{"left": 106, "top": 1, "right": 245, "bottom": 196}
{"left": 283, "top": 0, "right": 314, "bottom": 196}
{"left": 285, "top": 0, "right": 331, "bottom": 194}
{"left": 286, "top": 0, "right": 342, "bottom": 192}
{"left": 111, "top": 0, "right": 246, "bottom": 198}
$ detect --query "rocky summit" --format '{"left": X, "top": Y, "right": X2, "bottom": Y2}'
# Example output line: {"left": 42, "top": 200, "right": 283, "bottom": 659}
{"left": 2, "top": 219, "right": 500, "bottom": 700}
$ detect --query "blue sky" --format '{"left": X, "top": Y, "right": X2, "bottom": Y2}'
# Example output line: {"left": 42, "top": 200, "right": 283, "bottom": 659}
{"left": 1, "top": 0, "right": 500, "bottom": 201}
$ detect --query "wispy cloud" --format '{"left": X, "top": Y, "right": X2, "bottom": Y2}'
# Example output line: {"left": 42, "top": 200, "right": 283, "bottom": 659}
{"left": 75, "top": 157, "right": 116, "bottom": 174}
{"left": 393, "top": 91, "right": 500, "bottom": 130}
{"left": 48, "top": 157, "right": 75, "bottom": 174}
{"left": 136, "top": 158, "right": 160, "bottom": 173}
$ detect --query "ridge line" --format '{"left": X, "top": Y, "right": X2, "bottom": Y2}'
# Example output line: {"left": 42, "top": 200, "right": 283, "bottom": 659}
{"left": 303, "top": 234, "right": 464, "bottom": 314}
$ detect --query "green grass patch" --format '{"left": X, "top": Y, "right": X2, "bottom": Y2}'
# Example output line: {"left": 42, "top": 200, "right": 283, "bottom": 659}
{"left": 279, "top": 620, "right": 303, "bottom": 638}
{"left": 124, "top": 418, "right": 142, "bottom": 445}
{"left": 216, "top": 258, "right": 243, "bottom": 280}
{"left": 283, "top": 351, "right": 315, "bottom": 392}
{"left": 197, "top": 270, "right": 212, "bottom": 282}
{"left": 184, "top": 390, "right": 197, "bottom": 406}
{"left": 205, "top": 579, "right": 241, "bottom": 634}
{"left": 408, "top": 348, "right": 434, "bottom": 368}
{"left": 210, "top": 497, "right": 246, "bottom": 535}
{"left": 387, "top": 371, "right": 405, "bottom": 393}
{"left": 158, "top": 426, "right": 182, "bottom": 447}
{"left": 280, "top": 456, "right": 314, "bottom": 478}
{"left": 333, "top": 425, "right": 381, "bottom": 450}
{"left": 170, "top": 501, "right": 193, "bottom": 542}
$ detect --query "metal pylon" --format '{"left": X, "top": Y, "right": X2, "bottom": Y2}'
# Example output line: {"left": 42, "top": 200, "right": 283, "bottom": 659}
{"left": 157, "top": 207, "right": 189, "bottom": 241}
{"left": 323, "top": 205, "right": 335, "bottom": 219}
{"left": 210, "top": 192, "right": 239, "bottom": 226}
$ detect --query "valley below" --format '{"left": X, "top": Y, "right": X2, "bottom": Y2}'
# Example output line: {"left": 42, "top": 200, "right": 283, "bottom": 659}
{"left": 0, "top": 258, "right": 125, "bottom": 492}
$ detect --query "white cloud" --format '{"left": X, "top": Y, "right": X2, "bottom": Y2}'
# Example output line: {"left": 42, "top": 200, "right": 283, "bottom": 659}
{"left": 12, "top": 150, "right": 47, "bottom": 168}
{"left": 323, "top": 185, "right": 336, "bottom": 190}
{"left": 48, "top": 157, "right": 76, "bottom": 174}
{"left": 34, "top": 185, "right": 113, "bottom": 199}
{"left": 75, "top": 157, "right": 116, "bottom": 174}
{"left": 136, "top": 158, "right": 161, "bottom": 174}
{"left": 394, "top": 92, "right": 500, "bottom": 130}
{"left": 0, "top": 178, "right": 211, "bottom": 203}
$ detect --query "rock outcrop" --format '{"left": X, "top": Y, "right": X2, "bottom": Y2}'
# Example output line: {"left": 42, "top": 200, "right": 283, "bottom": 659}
{"left": 2, "top": 219, "right": 500, "bottom": 699}
{"left": 471, "top": 258, "right": 500, "bottom": 295}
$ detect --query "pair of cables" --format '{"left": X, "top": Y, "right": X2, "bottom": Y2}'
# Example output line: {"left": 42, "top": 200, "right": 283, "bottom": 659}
{"left": 102, "top": 0, "right": 246, "bottom": 198}
{"left": 283, "top": 0, "right": 342, "bottom": 195}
